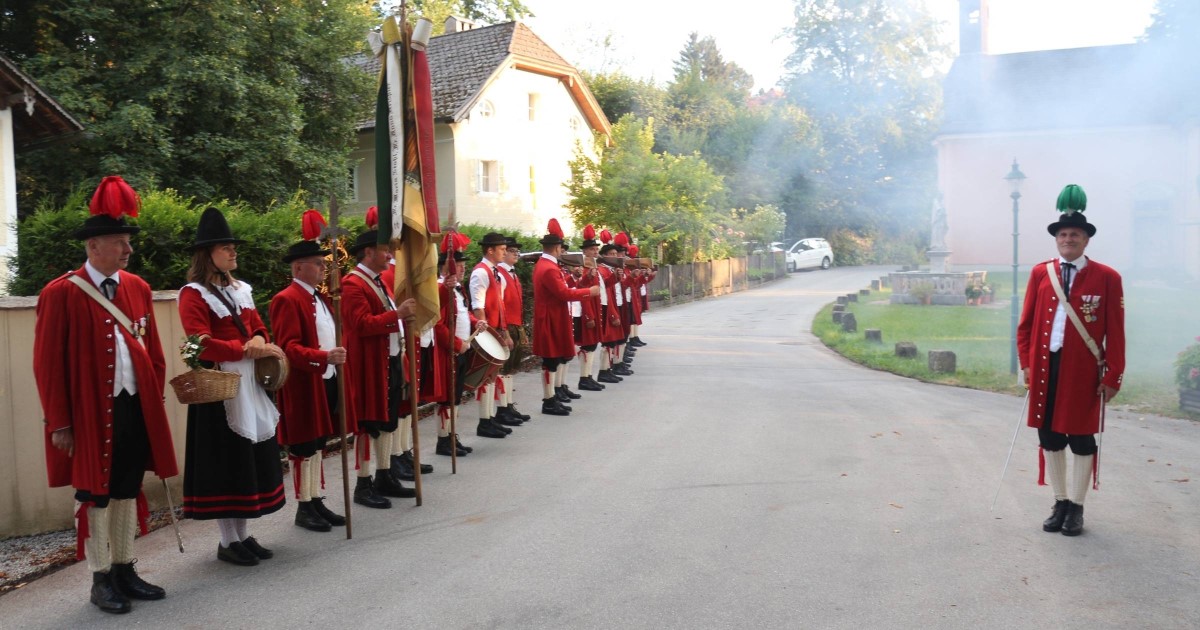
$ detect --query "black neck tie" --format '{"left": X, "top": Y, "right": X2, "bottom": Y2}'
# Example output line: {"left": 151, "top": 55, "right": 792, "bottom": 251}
{"left": 372, "top": 276, "right": 394, "bottom": 311}
{"left": 101, "top": 278, "right": 116, "bottom": 300}
{"left": 1061, "top": 262, "right": 1075, "bottom": 295}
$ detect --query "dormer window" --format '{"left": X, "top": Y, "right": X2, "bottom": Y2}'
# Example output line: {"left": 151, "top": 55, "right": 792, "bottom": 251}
{"left": 477, "top": 100, "right": 495, "bottom": 120}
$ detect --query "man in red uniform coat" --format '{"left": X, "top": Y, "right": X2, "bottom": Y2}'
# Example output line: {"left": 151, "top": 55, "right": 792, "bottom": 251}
{"left": 597, "top": 242, "right": 632, "bottom": 381}
{"left": 33, "top": 176, "right": 177, "bottom": 614}
{"left": 342, "top": 229, "right": 417, "bottom": 509}
{"left": 532, "top": 219, "right": 600, "bottom": 415}
{"left": 270, "top": 237, "right": 347, "bottom": 532}
{"left": 1017, "top": 184, "right": 1125, "bottom": 537}
{"left": 573, "top": 227, "right": 604, "bottom": 392}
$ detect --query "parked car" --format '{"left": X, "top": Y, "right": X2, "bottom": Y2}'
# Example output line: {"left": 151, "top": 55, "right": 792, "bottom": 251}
{"left": 786, "top": 238, "right": 833, "bottom": 272}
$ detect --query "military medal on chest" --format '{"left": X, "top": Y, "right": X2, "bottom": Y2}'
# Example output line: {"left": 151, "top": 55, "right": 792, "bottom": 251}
{"left": 1079, "top": 295, "right": 1100, "bottom": 322}
{"left": 131, "top": 315, "right": 148, "bottom": 340}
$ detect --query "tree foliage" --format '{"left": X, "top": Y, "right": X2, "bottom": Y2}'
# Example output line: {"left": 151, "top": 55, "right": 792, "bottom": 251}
{"left": 2, "top": 0, "right": 375, "bottom": 211}
{"left": 380, "top": 0, "right": 533, "bottom": 33}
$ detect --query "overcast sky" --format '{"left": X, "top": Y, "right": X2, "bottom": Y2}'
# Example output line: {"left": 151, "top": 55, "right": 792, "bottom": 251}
{"left": 524, "top": 0, "right": 1159, "bottom": 91}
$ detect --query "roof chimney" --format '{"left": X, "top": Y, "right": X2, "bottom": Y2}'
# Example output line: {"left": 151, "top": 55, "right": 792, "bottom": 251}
{"left": 444, "top": 15, "right": 477, "bottom": 33}
{"left": 958, "top": 0, "right": 990, "bottom": 55}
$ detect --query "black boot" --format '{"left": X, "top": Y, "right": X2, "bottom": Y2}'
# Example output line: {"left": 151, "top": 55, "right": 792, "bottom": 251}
{"left": 555, "top": 386, "right": 572, "bottom": 403}
{"left": 436, "top": 435, "right": 469, "bottom": 456}
{"left": 353, "top": 476, "right": 392, "bottom": 509}
{"left": 311, "top": 497, "right": 345, "bottom": 526}
{"left": 559, "top": 384, "right": 582, "bottom": 400}
{"left": 630, "top": 336, "right": 647, "bottom": 347}
{"left": 402, "top": 450, "right": 433, "bottom": 474}
{"left": 477, "top": 418, "right": 507, "bottom": 438}
{"left": 578, "top": 377, "right": 604, "bottom": 392}
{"left": 612, "top": 363, "right": 634, "bottom": 376}
{"left": 391, "top": 453, "right": 416, "bottom": 481}
{"left": 1061, "top": 502, "right": 1085, "bottom": 536}
{"left": 454, "top": 434, "right": 474, "bottom": 452}
{"left": 506, "top": 404, "right": 531, "bottom": 421}
{"left": 111, "top": 561, "right": 166, "bottom": 600}
{"left": 374, "top": 469, "right": 416, "bottom": 498}
{"left": 1042, "top": 499, "right": 1071, "bottom": 533}
{"left": 91, "top": 571, "right": 132, "bottom": 614}
{"left": 494, "top": 406, "right": 524, "bottom": 426}
{"left": 294, "top": 501, "right": 332, "bottom": 532}
{"left": 488, "top": 417, "right": 513, "bottom": 434}
{"left": 597, "top": 369, "right": 622, "bottom": 384}
{"left": 542, "top": 397, "right": 570, "bottom": 416}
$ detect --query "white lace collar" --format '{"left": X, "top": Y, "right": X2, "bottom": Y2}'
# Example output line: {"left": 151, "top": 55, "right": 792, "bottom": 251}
{"left": 185, "top": 281, "right": 255, "bottom": 319}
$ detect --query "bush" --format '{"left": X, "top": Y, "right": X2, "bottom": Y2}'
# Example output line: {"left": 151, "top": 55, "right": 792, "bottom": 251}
{"left": 1175, "top": 337, "right": 1200, "bottom": 391}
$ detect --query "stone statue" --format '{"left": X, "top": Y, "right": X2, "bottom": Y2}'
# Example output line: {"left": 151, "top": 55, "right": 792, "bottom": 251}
{"left": 930, "top": 195, "right": 948, "bottom": 250}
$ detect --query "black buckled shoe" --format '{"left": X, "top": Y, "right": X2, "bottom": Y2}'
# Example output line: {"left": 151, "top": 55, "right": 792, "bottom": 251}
{"left": 217, "top": 541, "right": 259, "bottom": 566}
{"left": 374, "top": 470, "right": 416, "bottom": 498}
{"left": 542, "top": 397, "right": 571, "bottom": 416}
{"left": 353, "top": 476, "right": 392, "bottom": 509}
{"left": 597, "top": 369, "right": 622, "bottom": 383}
{"left": 1061, "top": 502, "right": 1085, "bottom": 536}
{"left": 506, "top": 404, "right": 531, "bottom": 421}
{"left": 295, "top": 501, "right": 332, "bottom": 532}
{"left": 436, "top": 435, "right": 469, "bottom": 456}
{"left": 241, "top": 537, "right": 273, "bottom": 560}
{"left": 559, "top": 385, "right": 582, "bottom": 400}
{"left": 578, "top": 378, "right": 604, "bottom": 391}
{"left": 1042, "top": 499, "right": 1071, "bottom": 533}
{"left": 111, "top": 561, "right": 166, "bottom": 600}
{"left": 91, "top": 571, "right": 132, "bottom": 614}
{"left": 476, "top": 418, "right": 507, "bottom": 438}
{"left": 311, "top": 497, "right": 345, "bottom": 526}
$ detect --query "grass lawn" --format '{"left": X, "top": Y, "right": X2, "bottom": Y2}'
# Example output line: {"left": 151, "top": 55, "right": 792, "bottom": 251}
{"left": 814, "top": 272, "right": 1200, "bottom": 420}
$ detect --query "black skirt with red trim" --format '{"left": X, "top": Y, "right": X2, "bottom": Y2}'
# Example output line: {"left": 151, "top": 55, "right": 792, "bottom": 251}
{"left": 182, "top": 401, "right": 286, "bottom": 520}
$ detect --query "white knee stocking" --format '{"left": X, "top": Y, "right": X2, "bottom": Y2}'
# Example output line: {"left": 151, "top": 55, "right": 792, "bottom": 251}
{"left": 1071, "top": 454, "right": 1094, "bottom": 505}
{"left": 82, "top": 504, "right": 111, "bottom": 573}
{"left": 109, "top": 499, "right": 137, "bottom": 565}
{"left": 1044, "top": 448, "right": 1068, "bottom": 501}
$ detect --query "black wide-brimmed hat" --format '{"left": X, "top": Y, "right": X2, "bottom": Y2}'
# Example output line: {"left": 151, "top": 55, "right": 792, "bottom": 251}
{"left": 73, "top": 215, "right": 141, "bottom": 240}
{"left": 479, "top": 232, "right": 507, "bottom": 248}
{"left": 1047, "top": 212, "right": 1096, "bottom": 237}
{"left": 348, "top": 229, "right": 380, "bottom": 255}
{"left": 505, "top": 236, "right": 522, "bottom": 250}
{"left": 190, "top": 207, "right": 245, "bottom": 250}
{"left": 438, "top": 250, "right": 467, "bottom": 265}
{"left": 599, "top": 244, "right": 619, "bottom": 255}
{"left": 283, "top": 240, "right": 331, "bottom": 263}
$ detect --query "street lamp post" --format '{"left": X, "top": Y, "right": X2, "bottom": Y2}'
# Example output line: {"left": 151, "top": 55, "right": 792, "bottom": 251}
{"left": 1005, "top": 159, "right": 1026, "bottom": 376}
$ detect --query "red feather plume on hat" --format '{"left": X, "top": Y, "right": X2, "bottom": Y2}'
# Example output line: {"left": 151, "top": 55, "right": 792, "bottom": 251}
{"left": 439, "top": 231, "right": 472, "bottom": 253}
{"left": 547, "top": 218, "right": 564, "bottom": 238}
{"left": 628, "top": 244, "right": 639, "bottom": 257}
{"left": 302, "top": 209, "right": 326, "bottom": 241}
{"left": 89, "top": 175, "right": 140, "bottom": 220}
{"left": 599, "top": 229, "right": 613, "bottom": 244}
{"left": 614, "top": 232, "right": 630, "bottom": 247}
{"left": 364, "top": 206, "right": 379, "bottom": 229}
{"left": 583, "top": 224, "right": 596, "bottom": 240}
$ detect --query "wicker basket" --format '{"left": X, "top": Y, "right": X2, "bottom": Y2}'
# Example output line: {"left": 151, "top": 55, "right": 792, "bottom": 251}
{"left": 169, "top": 368, "right": 240, "bottom": 405}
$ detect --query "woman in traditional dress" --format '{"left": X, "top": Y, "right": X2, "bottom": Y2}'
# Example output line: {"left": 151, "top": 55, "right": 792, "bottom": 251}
{"left": 178, "top": 207, "right": 287, "bottom": 566}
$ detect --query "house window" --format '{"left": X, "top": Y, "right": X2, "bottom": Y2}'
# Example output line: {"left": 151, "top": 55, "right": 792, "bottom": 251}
{"left": 478, "top": 160, "right": 501, "bottom": 193}
{"left": 477, "top": 100, "right": 495, "bottom": 120}
{"left": 569, "top": 116, "right": 582, "bottom": 133}
{"left": 347, "top": 166, "right": 359, "bottom": 202}
{"left": 528, "top": 93, "right": 540, "bottom": 121}
{"left": 529, "top": 165, "right": 537, "bottom": 209}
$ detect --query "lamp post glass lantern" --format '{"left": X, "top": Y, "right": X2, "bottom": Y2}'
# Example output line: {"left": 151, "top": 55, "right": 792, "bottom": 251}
{"left": 1006, "top": 159, "right": 1026, "bottom": 376}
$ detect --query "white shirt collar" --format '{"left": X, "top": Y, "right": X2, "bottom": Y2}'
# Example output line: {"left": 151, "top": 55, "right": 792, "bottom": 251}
{"left": 1058, "top": 255, "right": 1088, "bottom": 270}
{"left": 540, "top": 253, "right": 557, "bottom": 263}
{"left": 293, "top": 278, "right": 318, "bottom": 294}
{"left": 356, "top": 263, "right": 379, "bottom": 279}
{"left": 85, "top": 260, "right": 119, "bottom": 287}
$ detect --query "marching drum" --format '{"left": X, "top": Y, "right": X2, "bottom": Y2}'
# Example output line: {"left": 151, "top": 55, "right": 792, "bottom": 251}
{"left": 461, "top": 327, "right": 510, "bottom": 391}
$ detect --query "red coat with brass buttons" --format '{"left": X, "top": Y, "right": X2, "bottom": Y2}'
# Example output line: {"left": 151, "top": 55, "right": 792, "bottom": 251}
{"left": 34, "top": 267, "right": 178, "bottom": 493}
{"left": 1017, "top": 258, "right": 1125, "bottom": 434}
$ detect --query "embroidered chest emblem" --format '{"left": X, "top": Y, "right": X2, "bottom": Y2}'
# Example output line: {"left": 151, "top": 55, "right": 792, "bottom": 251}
{"left": 1078, "top": 295, "right": 1100, "bottom": 323}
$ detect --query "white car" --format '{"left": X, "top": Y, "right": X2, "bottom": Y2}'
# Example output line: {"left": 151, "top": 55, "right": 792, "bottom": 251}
{"left": 786, "top": 238, "right": 833, "bottom": 272}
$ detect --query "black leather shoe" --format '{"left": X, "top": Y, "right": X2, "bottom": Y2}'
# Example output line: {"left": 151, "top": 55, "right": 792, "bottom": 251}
{"left": 436, "top": 435, "right": 469, "bottom": 456}
{"left": 374, "top": 470, "right": 416, "bottom": 498}
{"left": 597, "top": 370, "right": 622, "bottom": 383}
{"left": 1061, "top": 502, "right": 1085, "bottom": 536}
{"left": 555, "top": 387, "right": 572, "bottom": 403}
{"left": 311, "top": 497, "right": 345, "bottom": 526}
{"left": 559, "top": 385, "right": 582, "bottom": 400}
{"left": 488, "top": 417, "right": 513, "bottom": 434}
{"left": 476, "top": 418, "right": 507, "bottom": 438}
{"left": 612, "top": 363, "right": 634, "bottom": 376}
{"left": 625, "top": 346, "right": 637, "bottom": 355}
{"left": 1042, "top": 499, "right": 1070, "bottom": 532}
{"left": 630, "top": 336, "right": 647, "bottom": 347}
{"left": 295, "top": 501, "right": 332, "bottom": 532}
{"left": 578, "top": 378, "right": 604, "bottom": 391}
{"left": 110, "top": 561, "right": 166, "bottom": 600}
{"left": 542, "top": 397, "right": 570, "bottom": 416}
{"left": 353, "top": 476, "right": 392, "bottom": 509}
{"left": 454, "top": 434, "right": 474, "bottom": 452}
{"left": 241, "top": 536, "right": 273, "bottom": 560}
{"left": 391, "top": 453, "right": 416, "bottom": 481}
{"left": 91, "top": 571, "right": 131, "bottom": 613}
{"left": 494, "top": 408, "right": 524, "bottom": 426}
{"left": 217, "top": 541, "right": 259, "bottom": 566}
{"left": 506, "top": 404, "right": 531, "bottom": 421}
{"left": 400, "top": 450, "right": 433, "bottom": 474}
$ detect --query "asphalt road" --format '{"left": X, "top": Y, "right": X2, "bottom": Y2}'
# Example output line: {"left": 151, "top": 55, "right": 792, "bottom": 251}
{"left": 2, "top": 266, "right": 1197, "bottom": 629}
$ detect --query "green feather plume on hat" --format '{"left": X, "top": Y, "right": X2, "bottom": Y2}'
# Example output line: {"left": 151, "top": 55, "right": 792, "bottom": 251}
{"left": 1056, "top": 184, "right": 1087, "bottom": 216}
